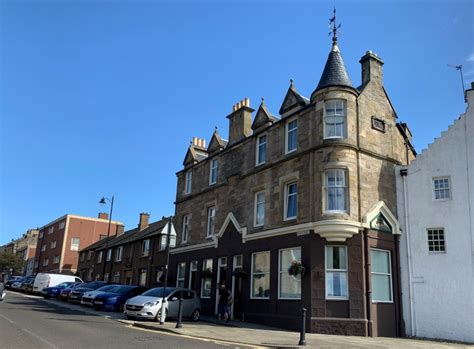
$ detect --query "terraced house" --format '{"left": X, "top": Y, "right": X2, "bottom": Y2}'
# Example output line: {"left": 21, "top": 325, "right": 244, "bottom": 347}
{"left": 78, "top": 214, "right": 170, "bottom": 288}
{"left": 168, "top": 31, "right": 415, "bottom": 337}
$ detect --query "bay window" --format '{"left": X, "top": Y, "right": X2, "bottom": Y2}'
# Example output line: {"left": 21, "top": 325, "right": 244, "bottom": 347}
{"left": 324, "top": 100, "right": 347, "bottom": 139}
{"left": 325, "top": 170, "right": 348, "bottom": 212}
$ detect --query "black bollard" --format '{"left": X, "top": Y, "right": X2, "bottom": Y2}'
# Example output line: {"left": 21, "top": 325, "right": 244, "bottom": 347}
{"left": 175, "top": 298, "right": 183, "bottom": 328}
{"left": 298, "top": 307, "right": 307, "bottom": 346}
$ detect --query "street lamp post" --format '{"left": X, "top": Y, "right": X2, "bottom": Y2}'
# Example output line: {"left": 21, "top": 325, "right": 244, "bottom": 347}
{"left": 99, "top": 195, "right": 114, "bottom": 282}
{"left": 159, "top": 216, "right": 174, "bottom": 325}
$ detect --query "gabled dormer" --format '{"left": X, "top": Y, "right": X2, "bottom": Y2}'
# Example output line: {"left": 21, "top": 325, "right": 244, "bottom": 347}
{"left": 279, "top": 80, "right": 309, "bottom": 117}
{"left": 252, "top": 98, "right": 278, "bottom": 131}
{"left": 207, "top": 128, "right": 227, "bottom": 154}
{"left": 183, "top": 137, "right": 208, "bottom": 167}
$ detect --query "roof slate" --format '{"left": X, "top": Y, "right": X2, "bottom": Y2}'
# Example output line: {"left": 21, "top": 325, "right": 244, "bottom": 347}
{"left": 314, "top": 42, "right": 353, "bottom": 92}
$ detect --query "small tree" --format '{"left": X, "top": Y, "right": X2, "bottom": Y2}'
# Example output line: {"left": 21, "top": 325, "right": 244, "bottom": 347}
{"left": 0, "top": 252, "right": 24, "bottom": 274}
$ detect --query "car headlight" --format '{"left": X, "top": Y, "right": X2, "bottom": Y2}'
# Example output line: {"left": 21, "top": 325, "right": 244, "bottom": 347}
{"left": 144, "top": 301, "right": 159, "bottom": 306}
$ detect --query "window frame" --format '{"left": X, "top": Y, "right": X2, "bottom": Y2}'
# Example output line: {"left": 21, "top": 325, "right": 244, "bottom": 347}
{"left": 256, "top": 134, "right": 267, "bottom": 166}
{"left": 70, "top": 237, "right": 80, "bottom": 251}
{"left": 59, "top": 221, "right": 65, "bottom": 230}
{"left": 250, "top": 251, "right": 271, "bottom": 300}
{"left": 285, "top": 118, "right": 298, "bottom": 154}
{"left": 176, "top": 262, "right": 186, "bottom": 288}
{"left": 200, "top": 258, "right": 213, "bottom": 299}
{"left": 254, "top": 191, "right": 265, "bottom": 227}
{"left": 284, "top": 182, "right": 298, "bottom": 220}
{"left": 189, "top": 260, "right": 198, "bottom": 290}
{"left": 325, "top": 245, "right": 349, "bottom": 300}
{"left": 370, "top": 248, "right": 393, "bottom": 303}
{"left": 48, "top": 226, "right": 54, "bottom": 234}
{"left": 427, "top": 228, "right": 446, "bottom": 253}
{"left": 50, "top": 240, "right": 57, "bottom": 249}
{"left": 206, "top": 206, "right": 216, "bottom": 238}
{"left": 97, "top": 251, "right": 103, "bottom": 263}
{"left": 324, "top": 169, "right": 348, "bottom": 213}
{"left": 106, "top": 249, "right": 112, "bottom": 262}
{"left": 432, "top": 177, "right": 451, "bottom": 201}
{"left": 53, "top": 255, "right": 60, "bottom": 264}
{"left": 209, "top": 159, "right": 218, "bottom": 185}
{"left": 323, "top": 99, "right": 347, "bottom": 139}
{"left": 185, "top": 170, "right": 193, "bottom": 195}
{"left": 278, "top": 247, "right": 302, "bottom": 300}
{"left": 181, "top": 215, "right": 190, "bottom": 243}
{"left": 116, "top": 246, "right": 123, "bottom": 262}
{"left": 141, "top": 239, "right": 150, "bottom": 257}
{"left": 43, "top": 258, "right": 49, "bottom": 266}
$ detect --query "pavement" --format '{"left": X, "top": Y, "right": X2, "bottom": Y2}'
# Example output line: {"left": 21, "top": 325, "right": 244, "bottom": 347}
{"left": 3, "top": 291, "right": 472, "bottom": 349}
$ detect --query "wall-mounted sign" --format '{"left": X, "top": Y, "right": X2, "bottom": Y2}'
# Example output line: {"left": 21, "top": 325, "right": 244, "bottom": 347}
{"left": 371, "top": 116, "right": 386, "bottom": 133}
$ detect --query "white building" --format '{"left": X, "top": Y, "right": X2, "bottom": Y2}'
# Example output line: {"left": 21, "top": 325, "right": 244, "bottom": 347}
{"left": 395, "top": 83, "right": 474, "bottom": 343}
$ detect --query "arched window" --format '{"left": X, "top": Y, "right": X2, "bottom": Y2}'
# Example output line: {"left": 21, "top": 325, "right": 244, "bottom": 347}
{"left": 324, "top": 100, "right": 347, "bottom": 139}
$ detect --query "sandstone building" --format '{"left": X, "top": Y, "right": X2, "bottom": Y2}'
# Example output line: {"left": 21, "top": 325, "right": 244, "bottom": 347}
{"left": 169, "top": 32, "right": 415, "bottom": 337}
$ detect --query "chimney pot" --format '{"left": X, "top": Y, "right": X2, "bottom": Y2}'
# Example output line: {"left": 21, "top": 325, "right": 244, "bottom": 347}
{"left": 138, "top": 212, "right": 150, "bottom": 231}
{"left": 98, "top": 212, "right": 109, "bottom": 220}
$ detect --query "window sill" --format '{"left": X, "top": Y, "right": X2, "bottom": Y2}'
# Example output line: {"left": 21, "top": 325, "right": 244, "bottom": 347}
{"left": 255, "top": 161, "right": 266, "bottom": 167}
{"left": 285, "top": 149, "right": 297, "bottom": 155}
{"left": 326, "top": 297, "right": 349, "bottom": 301}
{"left": 278, "top": 297, "right": 301, "bottom": 301}
{"left": 250, "top": 297, "right": 270, "bottom": 300}
{"left": 372, "top": 300, "right": 394, "bottom": 304}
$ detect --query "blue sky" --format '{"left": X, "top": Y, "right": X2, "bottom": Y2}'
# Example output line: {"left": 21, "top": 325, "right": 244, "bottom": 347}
{"left": 1, "top": 0, "right": 473, "bottom": 245}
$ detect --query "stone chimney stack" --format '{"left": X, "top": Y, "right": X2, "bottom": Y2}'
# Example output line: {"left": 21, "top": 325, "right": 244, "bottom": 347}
{"left": 192, "top": 137, "right": 206, "bottom": 149}
{"left": 98, "top": 212, "right": 109, "bottom": 220}
{"left": 227, "top": 98, "right": 254, "bottom": 146}
{"left": 360, "top": 51, "right": 384, "bottom": 86}
{"left": 138, "top": 213, "right": 150, "bottom": 231}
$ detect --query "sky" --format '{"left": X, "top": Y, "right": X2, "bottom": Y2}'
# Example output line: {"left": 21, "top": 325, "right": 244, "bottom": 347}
{"left": 1, "top": 0, "right": 473, "bottom": 245}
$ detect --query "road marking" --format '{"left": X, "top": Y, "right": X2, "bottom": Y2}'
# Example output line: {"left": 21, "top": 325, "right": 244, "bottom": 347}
{"left": 0, "top": 309, "right": 59, "bottom": 348}
{"left": 0, "top": 314, "right": 16, "bottom": 324}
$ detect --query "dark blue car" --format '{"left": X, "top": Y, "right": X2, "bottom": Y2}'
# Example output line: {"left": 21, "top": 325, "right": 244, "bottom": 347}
{"left": 41, "top": 282, "right": 78, "bottom": 299}
{"left": 93, "top": 285, "right": 147, "bottom": 311}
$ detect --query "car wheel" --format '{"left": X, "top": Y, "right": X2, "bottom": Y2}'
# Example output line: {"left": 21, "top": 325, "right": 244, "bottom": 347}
{"left": 126, "top": 315, "right": 135, "bottom": 320}
{"left": 191, "top": 309, "right": 200, "bottom": 322}
{"left": 44, "top": 295, "right": 50, "bottom": 299}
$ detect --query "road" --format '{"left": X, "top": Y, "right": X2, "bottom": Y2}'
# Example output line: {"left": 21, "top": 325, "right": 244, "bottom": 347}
{"left": 0, "top": 292, "right": 236, "bottom": 349}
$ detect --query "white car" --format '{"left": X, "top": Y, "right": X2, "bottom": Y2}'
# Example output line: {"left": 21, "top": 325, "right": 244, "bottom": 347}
{"left": 80, "top": 285, "right": 120, "bottom": 306}
{"left": 124, "top": 287, "right": 200, "bottom": 322}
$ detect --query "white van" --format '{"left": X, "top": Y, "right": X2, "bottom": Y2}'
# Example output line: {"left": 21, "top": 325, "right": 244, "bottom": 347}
{"left": 33, "top": 273, "right": 83, "bottom": 293}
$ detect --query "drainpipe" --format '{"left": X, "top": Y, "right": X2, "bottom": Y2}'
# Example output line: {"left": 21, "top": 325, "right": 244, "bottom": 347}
{"left": 400, "top": 168, "right": 416, "bottom": 336}
{"left": 364, "top": 229, "right": 372, "bottom": 336}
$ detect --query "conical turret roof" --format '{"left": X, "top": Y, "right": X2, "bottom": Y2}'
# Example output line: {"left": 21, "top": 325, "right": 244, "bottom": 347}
{"left": 314, "top": 41, "right": 353, "bottom": 93}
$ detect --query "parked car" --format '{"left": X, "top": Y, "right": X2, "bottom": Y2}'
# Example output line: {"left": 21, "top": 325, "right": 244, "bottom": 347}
{"left": 11, "top": 276, "right": 34, "bottom": 292}
{"left": 5, "top": 276, "right": 22, "bottom": 290}
{"left": 124, "top": 287, "right": 201, "bottom": 322}
{"left": 68, "top": 281, "right": 112, "bottom": 303}
{"left": 42, "top": 282, "right": 78, "bottom": 299}
{"left": 93, "top": 286, "right": 147, "bottom": 311}
{"left": 59, "top": 283, "right": 83, "bottom": 301}
{"left": 20, "top": 278, "right": 35, "bottom": 293}
{"left": 33, "top": 273, "right": 83, "bottom": 294}
{"left": 80, "top": 284, "right": 122, "bottom": 307}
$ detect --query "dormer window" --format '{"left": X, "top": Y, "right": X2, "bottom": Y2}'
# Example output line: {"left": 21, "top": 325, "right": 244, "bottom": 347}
{"left": 209, "top": 159, "right": 218, "bottom": 185}
{"left": 185, "top": 170, "right": 192, "bottom": 194}
{"left": 256, "top": 135, "right": 267, "bottom": 166}
{"left": 285, "top": 118, "right": 298, "bottom": 154}
{"left": 324, "top": 100, "right": 347, "bottom": 139}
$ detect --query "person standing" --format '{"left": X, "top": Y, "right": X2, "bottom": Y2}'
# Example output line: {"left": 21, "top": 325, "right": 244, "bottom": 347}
{"left": 0, "top": 281, "right": 5, "bottom": 301}
{"left": 218, "top": 282, "right": 231, "bottom": 322}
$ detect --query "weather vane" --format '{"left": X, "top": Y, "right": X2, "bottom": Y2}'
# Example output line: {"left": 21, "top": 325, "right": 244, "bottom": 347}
{"left": 329, "top": 7, "right": 341, "bottom": 43}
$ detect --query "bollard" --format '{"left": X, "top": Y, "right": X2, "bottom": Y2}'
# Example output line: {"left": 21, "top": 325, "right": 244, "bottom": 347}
{"left": 175, "top": 298, "right": 183, "bottom": 328}
{"left": 298, "top": 307, "right": 307, "bottom": 346}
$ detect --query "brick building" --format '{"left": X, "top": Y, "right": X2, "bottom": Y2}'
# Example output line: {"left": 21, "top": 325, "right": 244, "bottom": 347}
{"left": 167, "top": 33, "right": 415, "bottom": 337}
{"left": 34, "top": 213, "right": 124, "bottom": 275}
{"left": 77, "top": 214, "right": 170, "bottom": 287}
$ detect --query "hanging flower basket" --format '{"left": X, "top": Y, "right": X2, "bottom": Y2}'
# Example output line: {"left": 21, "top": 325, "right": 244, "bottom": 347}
{"left": 288, "top": 260, "right": 305, "bottom": 277}
{"left": 232, "top": 268, "right": 248, "bottom": 278}
{"left": 202, "top": 268, "right": 214, "bottom": 278}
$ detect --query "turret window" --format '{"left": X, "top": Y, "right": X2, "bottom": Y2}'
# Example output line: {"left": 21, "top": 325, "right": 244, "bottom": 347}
{"left": 324, "top": 100, "right": 347, "bottom": 139}
{"left": 325, "top": 170, "right": 348, "bottom": 212}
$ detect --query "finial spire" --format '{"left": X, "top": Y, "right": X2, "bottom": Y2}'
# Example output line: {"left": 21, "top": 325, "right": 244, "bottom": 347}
{"left": 329, "top": 7, "right": 341, "bottom": 44}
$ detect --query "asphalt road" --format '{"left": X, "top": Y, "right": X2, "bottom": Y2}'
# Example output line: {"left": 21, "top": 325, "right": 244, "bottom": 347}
{"left": 0, "top": 291, "right": 236, "bottom": 349}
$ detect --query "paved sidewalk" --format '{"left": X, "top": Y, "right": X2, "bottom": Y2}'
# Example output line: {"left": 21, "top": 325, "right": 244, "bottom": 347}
{"left": 20, "top": 292, "right": 471, "bottom": 349}
{"left": 131, "top": 317, "right": 472, "bottom": 349}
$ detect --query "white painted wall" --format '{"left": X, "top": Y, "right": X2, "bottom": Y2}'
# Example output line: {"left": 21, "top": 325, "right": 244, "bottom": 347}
{"left": 396, "top": 86, "right": 474, "bottom": 343}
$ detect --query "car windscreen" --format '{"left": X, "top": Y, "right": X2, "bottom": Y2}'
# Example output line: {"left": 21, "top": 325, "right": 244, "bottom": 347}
{"left": 86, "top": 282, "right": 107, "bottom": 289}
{"left": 56, "top": 282, "right": 72, "bottom": 288}
{"left": 96, "top": 284, "right": 120, "bottom": 292}
{"left": 112, "top": 286, "right": 136, "bottom": 295}
{"left": 142, "top": 287, "right": 175, "bottom": 297}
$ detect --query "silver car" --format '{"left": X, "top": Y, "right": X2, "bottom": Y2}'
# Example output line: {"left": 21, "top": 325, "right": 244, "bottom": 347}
{"left": 124, "top": 287, "right": 201, "bottom": 322}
